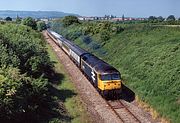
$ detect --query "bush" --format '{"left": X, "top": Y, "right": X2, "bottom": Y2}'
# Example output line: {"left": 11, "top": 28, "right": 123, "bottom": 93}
{"left": 100, "top": 30, "right": 111, "bottom": 41}
{"left": 0, "top": 67, "right": 48, "bottom": 122}
{"left": 62, "top": 16, "right": 79, "bottom": 27}
{"left": 37, "top": 21, "right": 47, "bottom": 31}
{"left": 0, "top": 23, "right": 52, "bottom": 77}
{"left": 0, "top": 23, "right": 54, "bottom": 122}
{"left": 22, "top": 17, "right": 37, "bottom": 30}
{"left": 82, "top": 35, "right": 92, "bottom": 44}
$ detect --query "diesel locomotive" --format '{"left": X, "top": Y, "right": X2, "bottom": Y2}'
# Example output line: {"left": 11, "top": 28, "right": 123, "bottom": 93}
{"left": 47, "top": 29, "right": 122, "bottom": 96}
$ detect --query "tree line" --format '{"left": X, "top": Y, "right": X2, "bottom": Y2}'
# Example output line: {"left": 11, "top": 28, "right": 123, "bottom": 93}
{"left": 4, "top": 16, "right": 47, "bottom": 31}
{"left": 148, "top": 15, "right": 179, "bottom": 23}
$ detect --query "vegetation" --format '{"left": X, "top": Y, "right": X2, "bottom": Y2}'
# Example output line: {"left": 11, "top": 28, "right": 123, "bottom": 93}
{"left": 0, "top": 23, "right": 52, "bottom": 122}
{"left": 0, "top": 22, "right": 90, "bottom": 123}
{"left": 15, "top": 16, "right": 22, "bottom": 24}
{"left": 22, "top": 17, "right": 37, "bottom": 30}
{"left": 148, "top": 16, "right": 164, "bottom": 23}
{"left": 62, "top": 16, "right": 80, "bottom": 27}
{"left": 167, "top": 15, "right": 176, "bottom": 21}
{"left": 46, "top": 45, "right": 90, "bottom": 123}
{"left": 37, "top": 21, "right": 47, "bottom": 31}
{"left": 147, "top": 15, "right": 180, "bottom": 25}
{"left": 51, "top": 17, "right": 180, "bottom": 123}
{"left": 5, "top": 17, "right": 12, "bottom": 21}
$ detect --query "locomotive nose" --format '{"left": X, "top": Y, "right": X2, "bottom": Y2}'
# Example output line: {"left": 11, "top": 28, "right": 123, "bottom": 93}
{"left": 103, "top": 81, "right": 121, "bottom": 90}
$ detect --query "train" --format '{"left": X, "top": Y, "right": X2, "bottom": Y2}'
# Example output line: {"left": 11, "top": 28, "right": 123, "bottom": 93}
{"left": 47, "top": 29, "right": 122, "bottom": 97}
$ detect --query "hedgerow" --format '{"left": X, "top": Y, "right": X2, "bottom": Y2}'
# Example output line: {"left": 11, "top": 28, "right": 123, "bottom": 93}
{"left": 0, "top": 23, "right": 54, "bottom": 122}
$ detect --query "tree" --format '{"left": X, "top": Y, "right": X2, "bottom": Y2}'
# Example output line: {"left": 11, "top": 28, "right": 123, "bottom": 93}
{"left": 5, "top": 17, "right": 12, "bottom": 21}
{"left": 122, "top": 14, "right": 125, "bottom": 21}
{"left": 100, "top": 30, "right": 110, "bottom": 41}
{"left": 167, "top": 15, "right": 175, "bottom": 21}
{"left": 15, "top": 15, "right": 21, "bottom": 24}
{"left": 0, "top": 67, "right": 48, "bottom": 122}
{"left": 22, "top": 17, "right": 37, "bottom": 30}
{"left": 157, "top": 16, "right": 164, "bottom": 22}
{"left": 62, "top": 16, "right": 79, "bottom": 27}
{"left": 148, "top": 16, "right": 157, "bottom": 23}
{"left": 37, "top": 21, "right": 47, "bottom": 31}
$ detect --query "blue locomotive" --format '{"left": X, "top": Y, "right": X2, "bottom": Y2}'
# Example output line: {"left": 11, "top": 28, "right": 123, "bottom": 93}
{"left": 47, "top": 29, "right": 122, "bottom": 96}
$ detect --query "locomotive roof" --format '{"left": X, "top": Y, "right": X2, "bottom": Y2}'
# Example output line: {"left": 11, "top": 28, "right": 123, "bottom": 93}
{"left": 61, "top": 37, "right": 88, "bottom": 56}
{"left": 71, "top": 44, "right": 89, "bottom": 56}
{"left": 49, "top": 30, "right": 62, "bottom": 39}
{"left": 94, "top": 61, "right": 119, "bottom": 74}
{"left": 62, "top": 38, "right": 74, "bottom": 48}
{"left": 82, "top": 54, "right": 119, "bottom": 74}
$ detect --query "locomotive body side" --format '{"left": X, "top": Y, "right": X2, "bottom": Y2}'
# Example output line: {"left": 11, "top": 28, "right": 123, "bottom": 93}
{"left": 81, "top": 53, "right": 122, "bottom": 95}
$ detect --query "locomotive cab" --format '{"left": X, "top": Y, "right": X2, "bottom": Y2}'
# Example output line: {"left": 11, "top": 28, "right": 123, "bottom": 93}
{"left": 98, "top": 73, "right": 122, "bottom": 91}
{"left": 94, "top": 61, "right": 122, "bottom": 97}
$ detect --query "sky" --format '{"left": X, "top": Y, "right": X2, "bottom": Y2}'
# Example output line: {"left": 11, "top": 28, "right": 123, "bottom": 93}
{"left": 0, "top": 0, "right": 180, "bottom": 17}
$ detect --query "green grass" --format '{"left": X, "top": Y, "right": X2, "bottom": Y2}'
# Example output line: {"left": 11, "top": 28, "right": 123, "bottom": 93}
{"left": 46, "top": 45, "right": 90, "bottom": 123}
{"left": 52, "top": 23, "right": 180, "bottom": 123}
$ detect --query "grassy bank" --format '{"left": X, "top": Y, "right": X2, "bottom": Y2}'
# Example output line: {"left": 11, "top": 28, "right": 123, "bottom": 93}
{"left": 51, "top": 21, "right": 180, "bottom": 123}
{"left": 46, "top": 44, "right": 90, "bottom": 123}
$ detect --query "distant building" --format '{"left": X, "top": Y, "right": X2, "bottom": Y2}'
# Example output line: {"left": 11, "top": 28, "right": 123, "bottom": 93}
{"left": 112, "top": 18, "right": 123, "bottom": 21}
{"left": 78, "top": 17, "right": 84, "bottom": 21}
{"left": 40, "top": 18, "right": 49, "bottom": 22}
{"left": 78, "top": 16, "right": 146, "bottom": 22}
{"left": 78, "top": 16, "right": 95, "bottom": 21}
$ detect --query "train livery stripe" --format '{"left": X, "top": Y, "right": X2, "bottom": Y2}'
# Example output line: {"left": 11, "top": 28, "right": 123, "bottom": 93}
{"left": 91, "top": 70, "right": 96, "bottom": 82}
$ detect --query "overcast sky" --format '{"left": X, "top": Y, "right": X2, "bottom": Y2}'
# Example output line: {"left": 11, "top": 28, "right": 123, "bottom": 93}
{"left": 0, "top": 0, "right": 180, "bottom": 17}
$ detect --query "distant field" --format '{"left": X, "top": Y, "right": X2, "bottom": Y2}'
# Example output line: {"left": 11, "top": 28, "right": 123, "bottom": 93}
{"left": 51, "top": 21, "right": 180, "bottom": 123}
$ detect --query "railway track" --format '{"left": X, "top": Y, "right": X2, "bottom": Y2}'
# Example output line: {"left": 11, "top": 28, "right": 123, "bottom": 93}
{"left": 107, "top": 100, "right": 141, "bottom": 123}
{"left": 44, "top": 31, "right": 157, "bottom": 123}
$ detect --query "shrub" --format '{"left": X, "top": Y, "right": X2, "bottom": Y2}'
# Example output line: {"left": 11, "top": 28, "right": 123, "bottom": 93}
{"left": 100, "top": 30, "right": 111, "bottom": 41}
{"left": 0, "top": 67, "right": 48, "bottom": 122}
{"left": 62, "top": 16, "right": 79, "bottom": 27}
{"left": 22, "top": 17, "right": 37, "bottom": 30}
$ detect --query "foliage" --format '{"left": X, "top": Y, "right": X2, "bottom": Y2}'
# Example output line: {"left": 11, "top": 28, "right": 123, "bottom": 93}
{"left": 0, "top": 23, "right": 52, "bottom": 77}
{"left": 0, "top": 22, "right": 90, "bottom": 123}
{"left": 167, "top": 15, "right": 176, "bottom": 21}
{"left": 22, "top": 17, "right": 37, "bottom": 30}
{"left": 0, "top": 23, "right": 55, "bottom": 122}
{"left": 62, "top": 16, "right": 79, "bottom": 27}
{"left": 37, "top": 21, "right": 47, "bottom": 31}
{"left": 0, "top": 44, "right": 20, "bottom": 67}
{"left": 148, "top": 16, "right": 165, "bottom": 23}
{"left": 5, "top": 17, "right": 12, "bottom": 21}
{"left": 15, "top": 16, "right": 21, "bottom": 24}
{"left": 100, "top": 30, "right": 111, "bottom": 41}
{"left": 0, "top": 67, "right": 48, "bottom": 122}
{"left": 157, "top": 16, "right": 164, "bottom": 22}
{"left": 148, "top": 16, "right": 157, "bottom": 22}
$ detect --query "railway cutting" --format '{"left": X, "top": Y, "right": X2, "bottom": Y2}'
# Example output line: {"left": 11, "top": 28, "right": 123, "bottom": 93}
{"left": 43, "top": 30, "right": 160, "bottom": 123}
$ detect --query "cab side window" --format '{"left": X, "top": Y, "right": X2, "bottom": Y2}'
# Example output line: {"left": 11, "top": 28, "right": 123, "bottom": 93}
{"left": 83, "top": 56, "right": 88, "bottom": 61}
